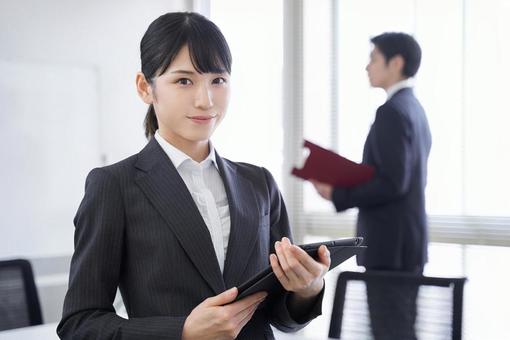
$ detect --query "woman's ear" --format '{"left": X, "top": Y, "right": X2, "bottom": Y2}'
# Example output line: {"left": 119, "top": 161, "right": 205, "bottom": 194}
{"left": 136, "top": 72, "right": 154, "bottom": 104}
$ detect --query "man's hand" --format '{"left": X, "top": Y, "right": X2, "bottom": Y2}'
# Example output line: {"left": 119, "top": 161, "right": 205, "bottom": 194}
{"left": 182, "top": 288, "right": 267, "bottom": 340}
{"left": 310, "top": 179, "right": 333, "bottom": 201}
{"left": 270, "top": 237, "right": 331, "bottom": 299}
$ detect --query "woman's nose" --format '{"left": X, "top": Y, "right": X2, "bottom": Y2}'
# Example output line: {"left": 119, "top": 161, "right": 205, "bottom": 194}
{"left": 194, "top": 84, "right": 213, "bottom": 109}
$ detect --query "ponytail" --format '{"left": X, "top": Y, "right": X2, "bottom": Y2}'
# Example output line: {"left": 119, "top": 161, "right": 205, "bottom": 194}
{"left": 144, "top": 104, "right": 158, "bottom": 139}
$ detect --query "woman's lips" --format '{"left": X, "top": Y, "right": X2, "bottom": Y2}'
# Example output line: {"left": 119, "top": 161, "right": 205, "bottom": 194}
{"left": 187, "top": 115, "right": 217, "bottom": 124}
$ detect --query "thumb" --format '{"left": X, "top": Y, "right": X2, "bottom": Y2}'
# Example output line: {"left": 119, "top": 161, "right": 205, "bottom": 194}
{"left": 202, "top": 287, "right": 238, "bottom": 307}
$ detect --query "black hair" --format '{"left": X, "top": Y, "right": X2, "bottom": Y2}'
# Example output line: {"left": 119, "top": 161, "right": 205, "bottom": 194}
{"left": 140, "top": 12, "right": 232, "bottom": 138}
{"left": 370, "top": 32, "right": 421, "bottom": 78}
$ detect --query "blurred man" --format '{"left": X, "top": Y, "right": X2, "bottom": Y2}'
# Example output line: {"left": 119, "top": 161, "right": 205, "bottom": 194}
{"left": 312, "top": 32, "right": 431, "bottom": 340}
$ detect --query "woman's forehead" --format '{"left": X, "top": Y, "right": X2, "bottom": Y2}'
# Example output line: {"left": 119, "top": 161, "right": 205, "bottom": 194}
{"left": 169, "top": 45, "right": 194, "bottom": 68}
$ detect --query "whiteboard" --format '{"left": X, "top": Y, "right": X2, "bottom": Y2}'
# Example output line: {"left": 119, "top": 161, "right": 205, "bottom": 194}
{"left": 0, "top": 60, "right": 101, "bottom": 258}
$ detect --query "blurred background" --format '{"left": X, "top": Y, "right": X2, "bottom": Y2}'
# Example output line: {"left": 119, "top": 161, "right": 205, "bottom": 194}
{"left": 1, "top": 0, "right": 509, "bottom": 339}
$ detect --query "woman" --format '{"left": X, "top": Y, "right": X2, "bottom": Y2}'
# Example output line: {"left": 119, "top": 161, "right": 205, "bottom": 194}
{"left": 57, "top": 12, "right": 330, "bottom": 340}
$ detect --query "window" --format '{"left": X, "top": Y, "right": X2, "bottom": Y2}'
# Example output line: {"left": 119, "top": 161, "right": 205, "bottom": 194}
{"left": 207, "top": 2, "right": 508, "bottom": 338}
{"left": 206, "top": 2, "right": 509, "bottom": 338}
{"left": 294, "top": 4, "right": 510, "bottom": 336}
{"left": 210, "top": 0, "right": 284, "bottom": 188}
{"left": 297, "top": 0, "right": 510, "bottom": 244}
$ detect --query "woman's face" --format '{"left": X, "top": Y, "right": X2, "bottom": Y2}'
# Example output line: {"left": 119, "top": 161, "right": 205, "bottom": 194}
{"left": 151, "top": 45, "right": 231, "bottom": 147}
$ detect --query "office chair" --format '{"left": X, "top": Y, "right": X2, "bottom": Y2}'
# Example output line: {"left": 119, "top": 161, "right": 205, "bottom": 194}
{"left": 329, "top": 271, "right": 467, "bottom": 340}
{"left": 0, "top": 259, "right": 43, "bottom": 331}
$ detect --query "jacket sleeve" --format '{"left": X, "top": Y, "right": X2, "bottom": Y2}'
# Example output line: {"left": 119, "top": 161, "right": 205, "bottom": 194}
{"left": 332, "top": 104, "right": 413, "bottom": 212}
{"left": 261, "top": 168, "right": 324, "bottom": 333}
{"left": 57, "top": 168, "right": 186, "bottom": 340}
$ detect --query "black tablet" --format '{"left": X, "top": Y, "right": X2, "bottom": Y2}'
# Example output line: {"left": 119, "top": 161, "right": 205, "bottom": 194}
{"left": 234, "top": 237, "right": 365, "bottom": 301}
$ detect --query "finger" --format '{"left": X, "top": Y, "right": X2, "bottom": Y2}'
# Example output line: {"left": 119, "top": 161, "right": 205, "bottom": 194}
{"left": 285, "top": 250, "right": 316, "bottom": 284}
{"left": 288, "top": 245, "right": 325, "bottom": 277}
{"left": 282, "top": 237, "right": 293, "bottom": 245}
{"left": 320, "top": 185, "right": 330, "bottom": 198}
{"left": 275, "top": 241, "right": 292, "bottom": 274}
{"left": 202, "top": 287, "right": 238, "bottom": 307}
{"left": 225, "top": 290, "right": 267, "bottom": 314}
{"left": 234, "top": 302, "right": 260, "bottom": 337}
{"left": 276, "top": 240, "right": 303, "bottom": 283}
{"left": 270, "top": 253, "right": 290, "bottom": 288}
{"left": 321, "top": 187, "right": 329, "bottom": 196}
{"left": 231, "top": 298, "right": 260, "bottom": 325}
{"left": 318, "top": 245, "right": 332, "bottom": 268}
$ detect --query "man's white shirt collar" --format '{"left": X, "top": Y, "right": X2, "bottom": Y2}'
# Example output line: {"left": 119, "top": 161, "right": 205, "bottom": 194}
{"left": 154, "top": 130, "right": 219, "bottom": 170}
{"left": 386, "top": 78, "right": 414, "bottom": 100}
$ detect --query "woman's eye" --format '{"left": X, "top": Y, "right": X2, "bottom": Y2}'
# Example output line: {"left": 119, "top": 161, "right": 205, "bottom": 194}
{"left": 176, "top": 78, "right": 192, "bottom": 85}
{"left": 212, "top": 77, "right": 227, "bottom": 85}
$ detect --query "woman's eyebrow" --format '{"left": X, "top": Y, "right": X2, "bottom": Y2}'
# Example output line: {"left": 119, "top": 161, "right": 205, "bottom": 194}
{"left": 170, "top": 69, "right": 196, "bottom": 75}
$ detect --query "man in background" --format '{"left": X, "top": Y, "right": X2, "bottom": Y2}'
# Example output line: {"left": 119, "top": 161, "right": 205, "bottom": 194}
{"left": 312, "top": 32, "right": 431, "bottom": 340}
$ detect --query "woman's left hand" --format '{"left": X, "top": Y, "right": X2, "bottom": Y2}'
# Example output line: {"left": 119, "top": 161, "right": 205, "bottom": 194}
{"left": 270, "top": 237, "right": 331, "bottom": 299}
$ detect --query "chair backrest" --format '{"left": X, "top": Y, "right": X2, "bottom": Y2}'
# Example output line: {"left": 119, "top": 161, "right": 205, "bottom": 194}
{"left": 0, "top": 259, "right": 43, "bottom": 331}
{"left": 329, "top": 271, "right": 467, "bottom": 340}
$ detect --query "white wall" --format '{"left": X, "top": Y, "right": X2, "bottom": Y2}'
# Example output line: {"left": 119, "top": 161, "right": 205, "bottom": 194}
{"left": 0, "top": 0, "right": 188, "bottom": 258}
{"left": 0, "top": 60, "right": 101, "bottom": 258}
{"left": 0, "top": 0, "right": 190, "bottom": 323}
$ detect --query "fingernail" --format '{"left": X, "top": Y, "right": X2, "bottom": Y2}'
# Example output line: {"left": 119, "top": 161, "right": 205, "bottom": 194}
{"left": 275, "top": 241, "right": 281, "bottom": 249}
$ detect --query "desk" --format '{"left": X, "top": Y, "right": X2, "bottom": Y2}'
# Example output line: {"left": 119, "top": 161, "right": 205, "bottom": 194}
{"left": 0, "top": 323, "right": 58, "bottom": 340}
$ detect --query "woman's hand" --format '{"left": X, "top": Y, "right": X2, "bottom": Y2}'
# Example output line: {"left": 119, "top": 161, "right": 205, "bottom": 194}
{"left": 270, "top": 237, "right": 331, "bottom": 299}
{"left": 182, "top": 288, "right": 267, "bottom": 340}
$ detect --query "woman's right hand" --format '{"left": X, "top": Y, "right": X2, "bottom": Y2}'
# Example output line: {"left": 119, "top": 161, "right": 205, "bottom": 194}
{"left": 181, "top": 287, "right": 267, "bottom": 340}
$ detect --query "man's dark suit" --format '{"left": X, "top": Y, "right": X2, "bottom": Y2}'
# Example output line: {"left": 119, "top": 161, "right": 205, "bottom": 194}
{"left": 332, "top": 87, "right": 431, "bottom": 271}
{"left": 332, "top": 87, "right": 431, "bottom": 339}
{"left": 57, "top": 138, "right": 322, "bottom": 340}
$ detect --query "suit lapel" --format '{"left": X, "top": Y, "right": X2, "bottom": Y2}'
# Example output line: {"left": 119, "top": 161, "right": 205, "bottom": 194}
{"left": 216, "top": 155, "right": 261, "bottom": 289}
{"left": 134, "top": 139, "right": 225, "bottom": 295}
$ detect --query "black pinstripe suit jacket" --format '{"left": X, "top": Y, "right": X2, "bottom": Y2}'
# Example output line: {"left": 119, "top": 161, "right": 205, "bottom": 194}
{"left": 57, "top": 138, "right": 322, "bottom": 339}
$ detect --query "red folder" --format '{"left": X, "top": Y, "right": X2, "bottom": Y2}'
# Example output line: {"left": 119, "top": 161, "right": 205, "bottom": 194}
{"left": 291, "top": 140, "right": 375, "bottom": 188}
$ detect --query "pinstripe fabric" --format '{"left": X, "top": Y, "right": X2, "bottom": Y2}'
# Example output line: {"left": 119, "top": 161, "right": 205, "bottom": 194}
{"left": 57, "top": 138, "right": 323, "bottom": 340}
{"left": 154, "top": 131, "right": 230, "bottom": 272}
